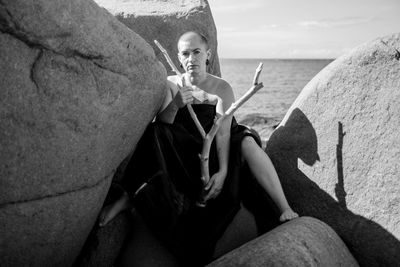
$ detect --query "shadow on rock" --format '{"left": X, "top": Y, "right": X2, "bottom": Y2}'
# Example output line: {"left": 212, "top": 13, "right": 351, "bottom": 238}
{"left": 266, "top": 107, "right": 400, "bottom": 266}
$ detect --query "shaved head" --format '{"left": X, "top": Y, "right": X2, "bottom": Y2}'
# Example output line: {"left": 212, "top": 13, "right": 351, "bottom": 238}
{"left": 177, "top": 31, "right": 209, "bottom": 50}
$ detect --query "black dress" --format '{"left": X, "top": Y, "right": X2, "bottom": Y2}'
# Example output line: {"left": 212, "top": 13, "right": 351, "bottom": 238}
{"left": 122, "top": 104, "right": 280, "bottom": 266}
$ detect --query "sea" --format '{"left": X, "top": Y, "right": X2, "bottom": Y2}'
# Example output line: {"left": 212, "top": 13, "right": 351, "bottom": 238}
{"left": 219, "top": 58, "right": 334, "bottom": 145}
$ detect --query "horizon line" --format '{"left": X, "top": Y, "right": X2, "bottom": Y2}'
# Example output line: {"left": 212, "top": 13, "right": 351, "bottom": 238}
{"left": 219, "top": 57, "right": 336, "bottom": 60}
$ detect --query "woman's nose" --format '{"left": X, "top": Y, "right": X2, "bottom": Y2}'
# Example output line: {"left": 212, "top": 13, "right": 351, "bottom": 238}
{"left": 188, "top": 52, "right": 197, "bottom": 61}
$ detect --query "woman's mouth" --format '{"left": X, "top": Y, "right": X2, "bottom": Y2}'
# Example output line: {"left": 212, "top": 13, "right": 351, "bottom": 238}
{"left": 187, "top": 65, "right": 198, "bottom": 70}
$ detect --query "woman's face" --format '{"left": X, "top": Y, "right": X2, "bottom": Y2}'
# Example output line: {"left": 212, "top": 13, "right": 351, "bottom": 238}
{"left": 178, "top": 35, "right": 210, "bottom": 75}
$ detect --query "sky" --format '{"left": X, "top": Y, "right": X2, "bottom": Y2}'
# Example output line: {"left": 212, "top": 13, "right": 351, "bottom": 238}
{"left": 210, "top": 0, "right": 400, "bottom": 59}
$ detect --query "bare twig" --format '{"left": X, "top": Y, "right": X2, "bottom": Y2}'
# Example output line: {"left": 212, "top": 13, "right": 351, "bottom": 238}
{"left": 226, "top": 63, "right": 263, "bottom": 116}
{"left": 197, "top": 63, "right": 264, "bottom": 207}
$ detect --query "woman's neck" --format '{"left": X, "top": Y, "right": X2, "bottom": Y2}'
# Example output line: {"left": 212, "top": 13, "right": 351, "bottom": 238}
{"left": 184, "top": 72, "right": 207, "bottom": 86}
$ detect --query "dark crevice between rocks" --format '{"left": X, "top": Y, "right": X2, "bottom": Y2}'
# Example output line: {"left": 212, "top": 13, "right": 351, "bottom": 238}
{"left": 73, "top": 182, "right": 130, "bottom": 267}
{"left": 0, "top": 170, "right": 115, "bottom": 208}
{"left": 380, "top": 39, "right": 400, "bottom": 61}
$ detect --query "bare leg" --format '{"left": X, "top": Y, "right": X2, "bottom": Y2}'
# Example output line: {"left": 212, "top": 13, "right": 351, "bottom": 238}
{"left": 241, "top": 136, "right": 298, "bottom": 222}
{"left": 99, "top": 191, "right": 132, "bottom": 227}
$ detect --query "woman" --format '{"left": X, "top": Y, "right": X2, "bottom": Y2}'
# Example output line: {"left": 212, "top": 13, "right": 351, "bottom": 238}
{"left": 99, "top": 31, "right": 298, "bottom": 265}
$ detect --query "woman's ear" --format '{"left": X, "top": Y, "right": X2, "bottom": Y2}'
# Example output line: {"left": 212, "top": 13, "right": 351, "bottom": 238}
{"left": 207, "top": 49, "right": 212, "bottom": 60}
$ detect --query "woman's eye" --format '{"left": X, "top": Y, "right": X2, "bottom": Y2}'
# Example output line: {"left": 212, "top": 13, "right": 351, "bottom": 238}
{"left": 194, "top": 50, "right": 200, "bottom": 55}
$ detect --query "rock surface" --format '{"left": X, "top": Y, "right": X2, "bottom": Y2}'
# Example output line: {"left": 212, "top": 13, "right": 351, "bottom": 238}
{"left": 95, "top": 0, "right": 221, "bottom": 77}
{"left": 266, "top": 33, "right": 400, "bottom": 266}
{"left": 117, "top": 211, "right": 180, "bottom": 267}
{"left": 74, "top": 212, "right": 133, "bottom": 267}
{"left": 213, "top": 203, "right": 258, "bottom": 258}
{"left": 0, "top": 0, "right": 166, "bottom": 266}
{"left": 208, "top": 217, "right": 358, "bottom": 267}
{"left": 115, "top": 205, "right": 257, "bottom": 267}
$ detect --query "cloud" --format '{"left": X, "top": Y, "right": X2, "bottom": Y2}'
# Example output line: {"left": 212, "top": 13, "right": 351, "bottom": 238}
{"left": 218, "top": 29, "right": 299, "bottom": 41}
{"left": 298, "top": 17, "right": 376, "bottom": 28}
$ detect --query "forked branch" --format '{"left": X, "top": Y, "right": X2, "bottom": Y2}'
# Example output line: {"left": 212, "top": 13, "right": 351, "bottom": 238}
{"left": 197, "top": 63, "right": 264, "bottom": 207}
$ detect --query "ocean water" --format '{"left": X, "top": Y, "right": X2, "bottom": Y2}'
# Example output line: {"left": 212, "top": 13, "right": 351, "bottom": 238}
{"left": 219, "top": 58, "right": 333, "bottom": 143}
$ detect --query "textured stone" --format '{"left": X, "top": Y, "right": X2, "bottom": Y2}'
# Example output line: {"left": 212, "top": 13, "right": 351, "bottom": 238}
{"left": 0, "top": 175, "right": 111, "bottom": 267}
{"left": 117, "top": 211, "right": 179, "bottom": 267}
{"left": 266, "top": 33, "right": 400, "bottom": 266}
{"left": 95, "top": 0, "right": 221, "bottom": 77}
{"left": 0, "top": 0, "right": 166, "bottom": 265}
{"left": 208, "top": 217, "right": 358, "bottom": 267}
{"left": 213, "top": 204, "right": 258, "bottom": 259}
{"left": 74, "top": 212, "right": 133, "bottom": 267}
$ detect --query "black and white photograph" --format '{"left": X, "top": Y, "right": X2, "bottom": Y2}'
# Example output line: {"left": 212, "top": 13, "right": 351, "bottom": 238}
{"left": 1, "top": 0, "right": 399, "bottom": 266}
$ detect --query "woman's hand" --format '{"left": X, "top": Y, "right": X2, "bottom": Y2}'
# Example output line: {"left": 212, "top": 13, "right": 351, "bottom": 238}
{"left": 279, "top": 208, "right": 299, "bottom": 222}
{"left": 174, "top": 84, "right": 193, "bottom": 108}
{"left": 191, "top": 86, "right": 219, "bottom": 105}
{"left": 203, "top": 171, "right": 227, "bottom": 201}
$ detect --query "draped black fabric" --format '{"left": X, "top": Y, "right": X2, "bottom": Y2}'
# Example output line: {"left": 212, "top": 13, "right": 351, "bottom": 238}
{"left": 121, "top": 104, "right": 280, "bottom": 266}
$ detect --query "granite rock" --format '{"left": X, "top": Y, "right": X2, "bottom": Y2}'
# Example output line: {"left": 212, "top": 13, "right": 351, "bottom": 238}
{"left": 266, "top": 33, "right": 400, "bottom": 266}
{"left": 95, "top": 0, "right": 221, "bottom": 77}
{"left": 0, "top": 0, "right": 166, "bottom": 265}
{"left": 208, "top": 217, "right": 358, "bottom": 267}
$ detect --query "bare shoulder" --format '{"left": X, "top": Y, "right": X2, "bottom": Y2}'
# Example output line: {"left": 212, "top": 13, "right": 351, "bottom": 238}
{"left": 167, "top": 75, "right": 180, "bottom": 84}
{"left": 166, "top": 75, "right": 180, "bottom": 96}
{"left": 208, "top": 74, "right": 232, "bottom": 90}
{"left": 207, "top": 74, "right": 234, "bottom": 101}
{"left": 167, "top": 75, "right": 181, "bottom": 90}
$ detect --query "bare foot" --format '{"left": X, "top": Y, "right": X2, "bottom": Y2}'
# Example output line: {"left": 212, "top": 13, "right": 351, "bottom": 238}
{"left": 99, "top": 204, "right": 118, "bottom": 227}
{"left": 98, "top": 192, "right": 131, "bottom": 227}
{"left": 279, "top": 208, "right": 299, "bottom": 222}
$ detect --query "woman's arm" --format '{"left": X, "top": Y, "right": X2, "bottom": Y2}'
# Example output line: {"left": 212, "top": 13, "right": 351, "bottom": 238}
{"left": 156, "top": 77, "right": 193, "bottom": 123}
{"left": 214, "top": 95, "right": 232, "bottom": 176}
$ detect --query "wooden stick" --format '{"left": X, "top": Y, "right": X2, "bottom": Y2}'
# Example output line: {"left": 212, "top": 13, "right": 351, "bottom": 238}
{"left": 154, "top": 40, "right": 206, "bottom": 138}
{"left": 198, "top": 83, "right": 264, "bottom": 179}
{"left": 252, "top": 62, "right": 263, "bottom": 86}
{"left": 226, "top": 63, "right": 264, "bottom": 116}
{"left": 197, "top": 63, "right": 264, "bottom": 207}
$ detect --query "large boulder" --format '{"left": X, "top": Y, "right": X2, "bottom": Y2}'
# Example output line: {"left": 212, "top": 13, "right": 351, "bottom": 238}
{"left": 266, "top": 33, "right": 400, "bottom": 266}
{"left": 95, "top": 0, "right": 221, "bottom": 77}
{"left": 0, "top": 0, "right": 166, "bottom": 266}
{"left": 208, "top": 217, "right": 358, "bottom": 267}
